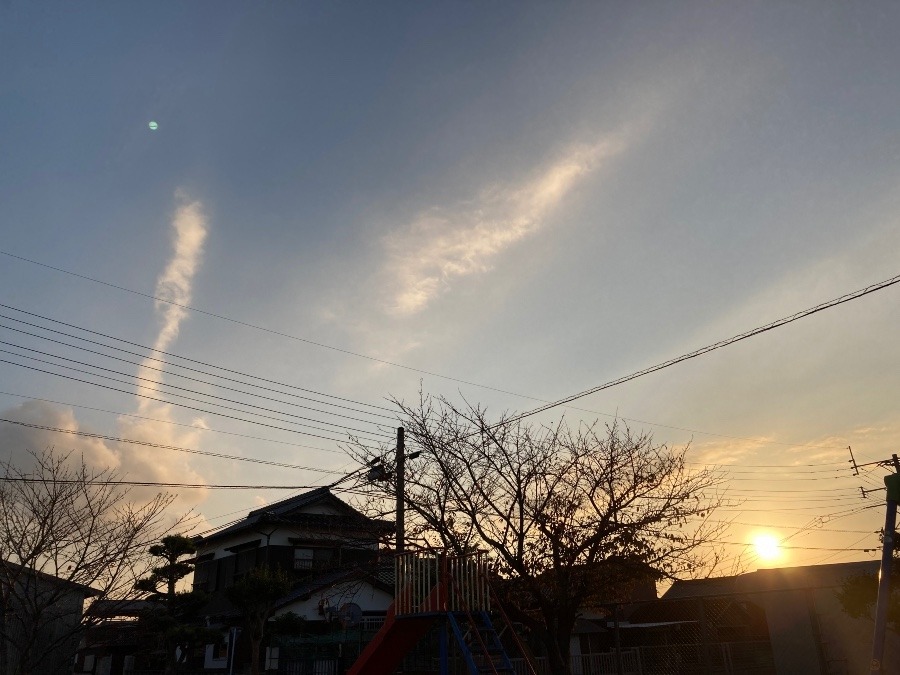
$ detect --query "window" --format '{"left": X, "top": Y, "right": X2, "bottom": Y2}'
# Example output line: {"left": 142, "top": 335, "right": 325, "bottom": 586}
{"left": 293, "top": 546, "right": 336, "bottom": 570}
{"left": 294, "top": 548, "right": 314, "bottom": 570}
{"left": 214, "top": 641, "right": 229, "bottom": 660}
{"left": 265, "top": 647, "right": 279, "bottom": 670}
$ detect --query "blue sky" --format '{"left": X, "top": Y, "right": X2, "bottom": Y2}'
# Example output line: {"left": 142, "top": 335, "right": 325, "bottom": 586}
{"left": 3, "top": 1, "right": 900, "bottom": 571}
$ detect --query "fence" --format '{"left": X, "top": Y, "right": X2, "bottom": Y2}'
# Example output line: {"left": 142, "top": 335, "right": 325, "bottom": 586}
{"left": 394, "top": 551, "right": 491, "bottom": 615}
{"left": 508, "top": 641, "right": 773, "bottom": 675}
{"left": 511, "top": 650, "right": 642, "bottom": 675}
{"left": 503, "top": 593, "right": 778, "bottom": 675}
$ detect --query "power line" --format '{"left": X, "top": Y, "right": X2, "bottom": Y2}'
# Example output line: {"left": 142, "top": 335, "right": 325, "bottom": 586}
{"left": 498, "top": 270, "right": 900, "bottom": 426}
{"left": 0, "top": 304, "right": 394, "bottom": 414}
{"left": 0, "top": 389, "right": 352, "bottom": 454}
{"left": 707, "top": 539, "right": 876, "bottom": 552}
{"left": 724, "top": 487, "right": 862, "bottom": 494}
{"left": 0, "top": 324, "right": 396, "bottom": 423}
{"left": 0, "top": 476, "right": 328, "bottom": 490}
{"left": 0, "top": 302, "right": 854, "bottom": 458}
{"left": 0, "top": 358, "right": 384, "bottom": 449}
{"left": 0, "top": 258, "right": 864, "bottom": 456}
{"left": 199, "top": 459, "right": 362, "bottom": 525}
{"left": 717, "top": 504, "right": 882, "bottom": 513}
{"left": 0, "top": 253, "right": 532, "bottom": 397}
{"left": 0, "top": 344, "right": 389, "bottom": 441}
{"left": 724, "top": 496, "right": 862, "bottom": 503}
{"left": 1, "top": 324, "right": 856, "bottom": 472}
{"left": 0, "top": 417, "right": 347, "bottom": 472}
{"left": 707, "top": 519, "right": 875, "bottom": 534}
{"left": 809, "top": 531, "right": 879, "bottom": 565}
{"left": 686, "top": 461, "right": 846, "bottom": 470}
{"left": 720, "top": 475, "right": 856, "bottom": 482}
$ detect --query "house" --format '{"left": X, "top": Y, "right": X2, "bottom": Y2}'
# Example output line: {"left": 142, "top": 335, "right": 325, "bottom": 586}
{"left": 652, "top": 560, "right": 899, "bottom": 675}
{"left": 192, "top": 487, "right": 394, "bottom": 672}
{"left": 0, "top": 560, "right": 99, "bottom": 675}
{"left": 73, "top": 600, "right": 151, "bottom": 675}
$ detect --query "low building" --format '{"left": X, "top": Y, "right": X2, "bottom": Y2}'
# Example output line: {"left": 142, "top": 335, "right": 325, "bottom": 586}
{"left": 0, "top": 560, "right": 99, "bottom": 675}
{"left": 73, "top": 600, "right": 151, "bottom": 675}
{"left": 656, "top": 560, "right": 898, "bottom": 675}
{"left": 193, "top": 486, "right": 394, "bottom": 672}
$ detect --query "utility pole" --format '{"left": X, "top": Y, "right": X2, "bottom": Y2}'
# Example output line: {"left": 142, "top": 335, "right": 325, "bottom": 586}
{"left": 869, "top": 456, "right": 900, "bottom": 675}
{"left": 395, "top": 427, "right": 406, "bottom": 553}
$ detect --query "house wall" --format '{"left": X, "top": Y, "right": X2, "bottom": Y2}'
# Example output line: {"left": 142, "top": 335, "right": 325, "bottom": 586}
{"left": 193, "top": 541, "right": 379, "bottom": 594}
{"left": 758, "top": 589, "right": 824, "bottom": 675}
{"left": 278, "top": 580, "right": 393, "bottom": 621}
{"left": 811, "top": 585, "right": 900, "bottom": 675}
{"left": 753, "top": 584, "right": 900, "bottom": 675}
{"left": 1, "top": 580, "right": 88, "bottom": 675}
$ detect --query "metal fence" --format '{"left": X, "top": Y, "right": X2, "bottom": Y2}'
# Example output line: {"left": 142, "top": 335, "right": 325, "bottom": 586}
{"left": 501, "top": 594, "right": 778, "bottom": 675}
{"left": 508, "top": 641, "right": 773, "bottom": 675}
{"left": 511, "top": 650, "right": 642, "bottom": 675}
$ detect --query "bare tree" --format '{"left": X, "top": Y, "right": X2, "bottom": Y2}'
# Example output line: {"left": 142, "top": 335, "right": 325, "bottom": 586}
{"left": 0, "top": 449, "right": 186, "bottom": 675}
{"left": 353, "top": 395, "right": 728, "bottom": 674}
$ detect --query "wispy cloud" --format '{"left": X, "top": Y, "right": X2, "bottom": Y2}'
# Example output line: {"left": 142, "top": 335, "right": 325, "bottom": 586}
{"left": 135, "top": 194, "right": 208, "bottom": 407}
{"left": 690, "top": 436, "right": 777, "bottom": 467}
{"left": 381, "top": 133, "right": 630, "bottom": 316}
{"left": 117, "top": 192, "right": 210, "bottom": 498}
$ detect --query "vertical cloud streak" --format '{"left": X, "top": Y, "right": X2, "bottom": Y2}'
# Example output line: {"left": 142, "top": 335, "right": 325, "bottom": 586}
{"left": 135, "top": 195, "right": 208, "bottom": 410}
{"left": 116, "top": 192, "right": 210, "bottom": 503}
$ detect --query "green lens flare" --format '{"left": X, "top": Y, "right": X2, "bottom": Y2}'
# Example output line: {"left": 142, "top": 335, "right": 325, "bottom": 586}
{"left": 148, "top": 121, "right": 158, "bottom": 131}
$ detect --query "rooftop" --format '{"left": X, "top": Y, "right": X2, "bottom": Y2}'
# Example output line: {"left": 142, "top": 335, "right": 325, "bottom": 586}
{"left": 663, "top": 560, "right": 880, "bottom": 600}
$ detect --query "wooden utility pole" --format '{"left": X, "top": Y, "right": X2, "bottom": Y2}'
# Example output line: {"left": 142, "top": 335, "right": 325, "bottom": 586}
{"left": 395, "top": 426, "right": 406, "bottom": 553}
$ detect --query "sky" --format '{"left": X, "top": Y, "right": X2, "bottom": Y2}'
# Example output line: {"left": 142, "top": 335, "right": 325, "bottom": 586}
{"left": 2, "top": 1, "right": 900, "bottom": 575}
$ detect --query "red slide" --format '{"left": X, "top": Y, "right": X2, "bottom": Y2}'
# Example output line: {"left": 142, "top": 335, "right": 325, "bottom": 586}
{"left": 346, "top": 585, "right": 443, "bottom": 675}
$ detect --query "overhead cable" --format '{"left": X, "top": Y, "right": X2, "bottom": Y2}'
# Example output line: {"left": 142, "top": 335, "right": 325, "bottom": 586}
{"left": 0, "top": 303, "right": 393, "bottom": 414}
{"left": 0, "top": 344, "right": 389, "bottom": 440}
{"left": 0, "top": 417, "right": 346, "bottom": 472}
{"left": 0, "top": 358, "right": 384, "bottom": 449}
{"left": 0, "top": 389, "right": 347, "bottom": 453}
{"left": 496, "top": 270, "right": 900, "bottom": 426}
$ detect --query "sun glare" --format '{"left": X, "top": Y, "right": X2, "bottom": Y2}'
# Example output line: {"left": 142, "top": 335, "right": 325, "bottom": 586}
{"left": 753, "top": 534, "right": 782, "bottom": 562}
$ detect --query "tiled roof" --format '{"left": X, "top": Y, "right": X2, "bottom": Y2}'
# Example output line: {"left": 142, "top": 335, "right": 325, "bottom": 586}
{"left": 1, "top": 559, "right": 101, "bottom": 596}
{"left": 247, "top": 486, "right": 334, "bottom": 518}
{"left": 199, "top": 487, "right": 392, "bottom": 545}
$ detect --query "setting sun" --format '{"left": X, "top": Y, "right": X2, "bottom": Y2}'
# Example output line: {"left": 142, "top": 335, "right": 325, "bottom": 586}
{"left": 753, "top": 534, "right": 782, "bottom": 562}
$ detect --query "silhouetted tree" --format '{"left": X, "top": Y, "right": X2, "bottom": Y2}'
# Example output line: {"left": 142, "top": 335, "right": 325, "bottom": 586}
{"left": 226, "top": 567, "right": 293, "bottom": 675}
{"left": 836, "top": 530, "right": 899, "bottom": 633}
{"left": 353, "top": 394, "right": 727, "bottom": 674}
{"left": 136, "top": 535, "right": 211, "bottom": 675}
{"left": 0, "top": 449, "right": 179, "bottom": 675}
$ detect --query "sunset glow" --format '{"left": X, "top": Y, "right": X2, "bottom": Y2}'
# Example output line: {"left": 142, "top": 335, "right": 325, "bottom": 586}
{"left": 753, "top": 534, "right": 782, "bottom": 562}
